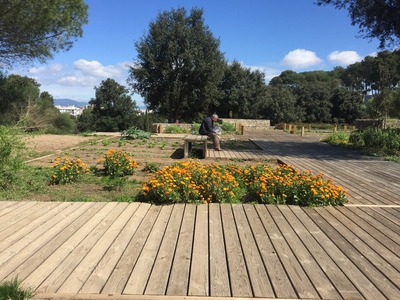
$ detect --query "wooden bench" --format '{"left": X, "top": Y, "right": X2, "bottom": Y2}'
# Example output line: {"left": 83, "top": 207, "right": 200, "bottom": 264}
{"left": 184, "top": 134, "right": 208, "bottom": 158}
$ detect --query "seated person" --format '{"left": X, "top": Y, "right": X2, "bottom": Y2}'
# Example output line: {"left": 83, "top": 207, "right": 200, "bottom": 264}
{"left": 199, "top": 113, "right": 223, "bottom": 151}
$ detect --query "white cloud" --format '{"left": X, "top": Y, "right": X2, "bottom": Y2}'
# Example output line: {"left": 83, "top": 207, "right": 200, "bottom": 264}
{"left": 281, "top": 49, "right": 323, "bottom": 69}
{"left": 328, "top": 51, "right": 362, "bottom": 66}
{"left": 74, "top": 59, "right": 122, "bottom": 78}
{"left": 29, "top": 63, "right": 63, "bottom": 74}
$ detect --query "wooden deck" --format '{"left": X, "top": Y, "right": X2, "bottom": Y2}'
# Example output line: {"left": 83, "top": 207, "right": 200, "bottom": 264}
{"left": 0, "top": 129, "right": 399, "bottom": 300}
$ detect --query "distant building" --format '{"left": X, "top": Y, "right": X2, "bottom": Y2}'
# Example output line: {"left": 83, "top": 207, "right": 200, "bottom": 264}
{"left": 55, "top": 105, "right": 85, "bottom": 116}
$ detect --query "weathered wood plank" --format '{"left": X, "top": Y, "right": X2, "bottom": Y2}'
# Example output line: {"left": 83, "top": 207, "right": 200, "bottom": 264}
{"left": 80, "top": 203, "right": 151, "bottom": 294}
{"left": 166, "top": 204, "right": 196, "bottom": 296}
{"left": 188, "top": 204, "right": 209, "bottom": 296}
{"left": 208, "top": 203, "right": 230, "bottom": 297}
{"left": 145, "top": 204, "right": 185, "bottom": 295}
{"left": 281, "top": 206, "right": 364, "bottom": 299}
{"left": 4, "top": 202, "right": 107, "bottom": 282}
{"left": 220, "top": 205, "right": 252, "bottom": 298}
{"left": 255, "top": 205, "right": 319, "bottom": 299}
{"left": 102, "top": 205, "right": 161, "bottom": 295}
{"left": 33, "top": 202, "right": 123, "bottom": 293}
{"left": 232, "top": 204, "right": 274, "bottom": 298}
{"left": 123, "top": 205, "right": 173, "bottom": 295}
{"left": 58, "top": 202, "right": 136, "bottom": 293}
{"left": 243, "top": 205, "right": 297, "bottom": 299}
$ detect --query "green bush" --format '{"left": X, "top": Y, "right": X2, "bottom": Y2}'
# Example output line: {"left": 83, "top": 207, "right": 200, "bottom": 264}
{"left": 121, "top": 127, "right": 151, "bottom": 140}
{"left": 164, "top": 124, "right": 187, "bottom": 134}
{"left": 321, "top": 131, "right": 350, "bottom": 145}
{"left": 0, "top": 277, "right": 34, "bottom": 300}
{"left": 0, "top": 126, "right": 26, "bottom": 189}
{"left": 221, "top": 122, "right": 236, "bottom": 132}
{"left": 191, "top": 123, "right": 200, "bottom": 134}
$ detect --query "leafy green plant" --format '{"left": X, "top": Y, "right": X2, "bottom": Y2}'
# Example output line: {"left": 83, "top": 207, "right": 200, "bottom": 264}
{"left": 0, "top": 277, "right": 34, "bottom": 300}
{"left": 0, "top": 126, "right": 26, "bottom": 189}
{"left": 191, "top": 123, "right": 200, "bottom": 134}
{"left": 165, "top": 124, "right": 187, "bottom": 133}
{"left": 321, "top": 131, "right": 350, "bottom": 145}
{"left": 221, "top": 122, "right": 236, "bottom": 133}
{"left": 121, "top": 127, "right": 151, "bottom": 140}
{"left": 143, "top": 161, "right": 161, "bottom": 173}
{"left": 147, "top": 141, "right": 156, "bottom": 148}
{"left": 159, "top": 141, "right": 167, "bottom": 149}
{"left": 102, "top": 139, "right": 112, "bottom": 146}
{"left": 49, "top": 157, "right": 90, "bottom": 185}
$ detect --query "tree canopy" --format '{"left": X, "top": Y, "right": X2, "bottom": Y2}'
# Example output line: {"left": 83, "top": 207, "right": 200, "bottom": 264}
{"left": 316, "top": 0, "right": 400, "bottom": 48}
{"left": 0, "top": 0, "right": 88, "bottom": 67}
{"left": 129, "top": 7, "right": 225, "bottom": 122}
{"left": 87, "top": 78, "right": 139, "bottom": 132}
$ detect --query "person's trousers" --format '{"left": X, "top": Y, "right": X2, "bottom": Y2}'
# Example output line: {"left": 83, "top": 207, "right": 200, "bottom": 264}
{"left": 207, "top": 132, "right": 220, "bottom": 150}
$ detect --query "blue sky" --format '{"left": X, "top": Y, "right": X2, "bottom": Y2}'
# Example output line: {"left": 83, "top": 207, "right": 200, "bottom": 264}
{"left": 11, "top": 0, "right": 382, "bottom": 106}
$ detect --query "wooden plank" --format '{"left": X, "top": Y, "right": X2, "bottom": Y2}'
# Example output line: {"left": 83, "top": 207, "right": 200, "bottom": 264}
{"left": 268, "top": 205, "right": 340, "bottom": 299}
{"left": 166, "top": 204, "right": 196, "bottom": 296}
{"left": 255, "top": 205, "right": 319, "bottom": 299}
{"left": 0, "top": 201, "right": 39, "bottom": 226}
{"left": 280, "top": 206, "right": 363, "bottom": 299}
{"left": 80, "top": 203, "right": 151, "bottom": 294}
{"left": 188, "top": 204, "right": 209, "bottom": 296}
{"left": 360, "top": 207, "right": 400, "bottom": 234}
{"left": 232, "top": 204, "right": 274, "bottom": 298}
{"left": 0, "top": 202, "right": 83, "bottom": 266}
{"left": 102, "top": 205, "right": 162, "bottom": 295}
{"left": 145, "top": 204, "right": 185, "bottom": 295}
{"left": 57, "top": 202, "right": 136, "bottom": 293}
{"left": 314, "top": 207, "right": 400, "bottom": 299}
{"left": 123, "top": 205, "right": 173, "bottom": 295}
{"left": 321, "top": 207, "right": 400, "bottom": 276}
{"left": 243, "top": 205, "right": 297, "bottom": 299}
{"left": 208, "top": 203, "right": 230, "bottom": 297}
{"left": 0, "top": 201, "right": 30, "bottom": 218}
{"left": 3, "top": 202, "right": 107, "bottom": 282}
{"left": 343, "top": 207, "right": 400, "bottom": 255}
{"left": 32, "top": 202, "right": 123, "bottom": 293}
{"left": 301, "top": 207, "right": 388, "bottom": 299}
{"left": 220, "top": 205, "right": 252, "bottom": 297}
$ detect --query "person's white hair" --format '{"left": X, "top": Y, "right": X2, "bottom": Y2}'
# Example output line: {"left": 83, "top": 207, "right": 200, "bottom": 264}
{"left": 212, "top": 114, "right": 218, "bottom": 120}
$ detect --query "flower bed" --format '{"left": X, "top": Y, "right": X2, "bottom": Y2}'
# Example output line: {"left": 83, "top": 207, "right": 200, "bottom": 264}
{"left": 140, "top": 161, "right": 348, "bottom": 206}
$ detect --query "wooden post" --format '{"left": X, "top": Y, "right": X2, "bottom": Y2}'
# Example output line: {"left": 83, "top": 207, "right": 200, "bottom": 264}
{"left": 301, "top": 126, "right": 305, "bottom": 137}
{"left": 308, "top": 124, "right": 311, "bottom": 132}
{"left": 292, "top": 125, "right": 297, "bottom": 134}
{"left": 288, "top": 124, "right": 292, "bottom": 132}
{"left": 284, "top": 123, "right": 287, "bottom": 131}
{"left": 344, "top": 125, "right": 348, "bottom": 131}
{"left": 241, "top": 125, "right": 244, "bottom": 135}
{"left": 333, "top": 125, "right": 337, "bottom": 133}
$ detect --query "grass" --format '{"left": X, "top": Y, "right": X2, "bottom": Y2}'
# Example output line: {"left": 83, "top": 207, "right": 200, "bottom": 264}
{"left": 0, "top": 277, "right": 34, "bottom": 300}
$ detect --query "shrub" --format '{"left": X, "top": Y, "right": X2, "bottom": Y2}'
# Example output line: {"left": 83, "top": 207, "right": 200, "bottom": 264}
{"left": 0, "top": 126, "right": 26, "bottom": 189}
{"left": 220, "top": 122, "right": 236, "bottom": 133}
{"left": 321, "top": 131, "right": 350, "bottom": 145}
{"left": 164, "top": 124, "right": 187, "bottom": 134}
{"left": 100, "top": 149, "right": 139, "bottom": 177}
{"left": 139, "top": 162, "right": 347, "bottom": 206}
{"left": 121, "top": 127, "right": 151, "bottom": 140}
{"left": 191, "top": 123, "right": 200, "bottom": 134}
{"left": 49, "top": 156, "right": 90, "bottom": 185}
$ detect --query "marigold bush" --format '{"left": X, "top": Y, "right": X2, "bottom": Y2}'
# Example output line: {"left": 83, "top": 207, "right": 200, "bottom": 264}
{"left": 49, "top": 156, "right": 90, "bottom": 185}
{"left": 140, "top": 161, "right": 347, "bottom": 206}
{"left": 100, "top": 149, "right": 139, "bottom": 177}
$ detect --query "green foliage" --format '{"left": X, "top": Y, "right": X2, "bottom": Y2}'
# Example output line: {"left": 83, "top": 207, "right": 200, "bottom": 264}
{"left": 164, "top": 125, "right": 187, "bottom": 134}
{"left": 49, "top": 157, "right": 90, "bottom": 185}
{"left": 220, "top": 122, "right": 236, "bottom": 132}
{"left": 121, "top": 127, "right": 151, "bottom": 140}
{"left": 129, "top": 7, "right": 225, "bottom": 122}
{"left": 89, "top": 78, "right": 139, "bottom": 132}
{"left": 0, "top": 126, "right": 26, "bottom": 189}
{"left": 321, "top": 131, "right": 350, "bottom": 146}
{"left": 47, "top": 113, "right": 77, "bottom": 134}
{"left": 0, "top": 0, "right": 88, "bottom": 67}
{"left": 191, "top": 123, "right": 200, "bottom": 134}
{"left": 143, "top": 162, "right": 161, "bottom": 173}
{"left": 0, "top": 277, "right": 34, "bottom": 300}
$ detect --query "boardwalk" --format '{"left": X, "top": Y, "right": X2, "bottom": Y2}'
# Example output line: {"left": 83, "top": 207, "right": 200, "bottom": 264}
{"left": 0, "top": 129, "right": 399, "bottom": 300}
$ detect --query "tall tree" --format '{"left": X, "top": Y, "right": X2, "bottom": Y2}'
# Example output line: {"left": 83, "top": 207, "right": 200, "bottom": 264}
{"left": 217, "top": 61, "right": 267, "bottom": 119}
{"left": 0, "top": 0, "right": 88, "bottom": 67}
{"left": 316, "top": 0, "right": 400, "bottom": 48}
{"left": 89, "top": 78, "right": 139, "bottom": 132}
{"left": 129, "top": 7, "right": 225, "bottom": 123}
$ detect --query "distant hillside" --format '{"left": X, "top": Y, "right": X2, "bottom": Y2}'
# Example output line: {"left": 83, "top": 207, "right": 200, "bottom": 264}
{"left": 54, "top": 98, "right": 88, "bottom": 107}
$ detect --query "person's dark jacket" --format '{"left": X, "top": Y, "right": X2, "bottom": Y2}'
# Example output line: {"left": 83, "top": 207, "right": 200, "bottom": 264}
{"left": 199, "top": 116, "right": 214, "bottom": 135}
